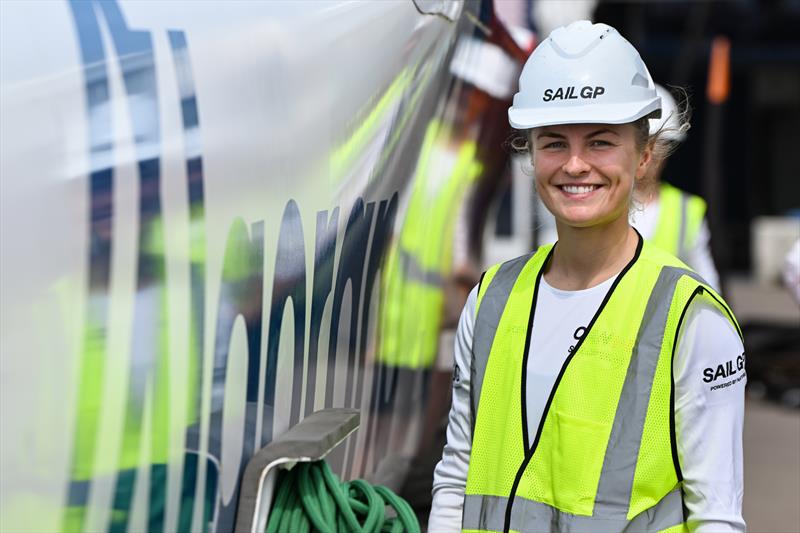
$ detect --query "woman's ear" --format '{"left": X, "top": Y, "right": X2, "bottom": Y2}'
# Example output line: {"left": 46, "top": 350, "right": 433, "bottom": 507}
{"left": 636, "top": 144, "right": 654, "bottom": 179}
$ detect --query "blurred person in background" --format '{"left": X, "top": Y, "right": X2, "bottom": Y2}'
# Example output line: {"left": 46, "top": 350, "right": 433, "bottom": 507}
{"left": 396, "top": 23, "right": 532, "bottom": 514}
{"left": 631, "top": 84, "right": 720, "bottom": 291}
{"left": 430, "top": 20, "right": 745, "bottom": 532}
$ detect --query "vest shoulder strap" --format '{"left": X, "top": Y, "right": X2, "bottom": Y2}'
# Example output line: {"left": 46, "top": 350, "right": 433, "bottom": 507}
{"left": 641, "top": 241, "right": 740, "bottom": 338}
{"left": 470, "top": 247, "right": 552, "bottom": 436}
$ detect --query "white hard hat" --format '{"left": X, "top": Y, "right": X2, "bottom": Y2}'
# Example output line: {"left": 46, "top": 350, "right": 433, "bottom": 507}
{"left": 450, "top": 36, "right": 520, "bottom": 100}
{"left": 508, "top": 20, "right": 661, "bottom": 130}
{"left": 650, "top": 84, "right": 687, "bottom": 142}
{"left": 449, "top": 26, "right": 534, "bottom": 100}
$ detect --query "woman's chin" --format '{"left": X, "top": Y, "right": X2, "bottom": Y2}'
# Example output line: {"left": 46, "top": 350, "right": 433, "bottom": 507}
{"left": 555, "top": 209, "right": 624, "bottom": 230}
{"left": 556, "top": 211, "right": 605, "bottom": 229}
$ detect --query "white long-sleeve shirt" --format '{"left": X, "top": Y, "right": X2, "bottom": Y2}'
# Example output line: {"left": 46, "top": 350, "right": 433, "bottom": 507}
{"left": 429, "top": 275, "right": 746, "bottom": 532}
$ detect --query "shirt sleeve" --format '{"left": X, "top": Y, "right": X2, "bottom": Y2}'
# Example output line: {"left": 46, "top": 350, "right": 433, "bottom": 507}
{"left": 686, "top": 219, "right": 721, "bottom": 292}
{"left": 428, "top": 286, "right": 477, "bottom": 532}
{"left": 674, "top": 296, "right": 746, "bottom": 533}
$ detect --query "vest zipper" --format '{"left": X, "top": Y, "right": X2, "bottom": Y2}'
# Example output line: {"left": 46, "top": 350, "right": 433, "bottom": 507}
{"left": 502, "top": 234, "right": 644, "bottom": 533}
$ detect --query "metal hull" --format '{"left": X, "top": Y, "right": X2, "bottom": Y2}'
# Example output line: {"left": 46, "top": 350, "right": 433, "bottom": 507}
{"left": 0, "top": 1, "right": 471, "bottom": 530}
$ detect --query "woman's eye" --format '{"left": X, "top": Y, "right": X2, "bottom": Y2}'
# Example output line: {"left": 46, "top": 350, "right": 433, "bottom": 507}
{"left": 590, "top": 139, "right": 613, "bottom": 147}
{"left": 542, "top": 141, "right": 566, "bottom": 149}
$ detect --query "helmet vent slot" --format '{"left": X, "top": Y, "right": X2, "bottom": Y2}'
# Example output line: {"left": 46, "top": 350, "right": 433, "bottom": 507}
{"left": 631, "top": 73, "right": 649, "bottom": 88}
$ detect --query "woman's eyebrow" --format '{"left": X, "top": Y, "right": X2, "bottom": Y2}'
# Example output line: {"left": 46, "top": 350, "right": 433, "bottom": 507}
{"left": 536, "top": 131, "right": 566, "bottom": 139}
{"left": 586, "top": 128, "right": 620, "bottom": 138}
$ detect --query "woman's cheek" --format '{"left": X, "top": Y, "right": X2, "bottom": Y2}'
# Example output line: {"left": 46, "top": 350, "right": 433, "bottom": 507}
{"left": 533, "top": 178, "right": 550, "bottom": 204}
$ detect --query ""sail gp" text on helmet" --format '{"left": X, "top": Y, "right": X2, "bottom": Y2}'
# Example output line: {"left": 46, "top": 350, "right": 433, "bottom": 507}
{"left": 543, "top": 86, "right": 605, "bottom": 102}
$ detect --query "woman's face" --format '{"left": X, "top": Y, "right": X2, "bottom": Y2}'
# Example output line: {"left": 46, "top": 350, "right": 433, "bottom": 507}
{"left": 532, "top": 122, "right": 650, "bottom": 229}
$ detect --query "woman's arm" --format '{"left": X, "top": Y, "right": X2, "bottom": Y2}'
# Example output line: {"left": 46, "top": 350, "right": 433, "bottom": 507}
{"left": 674, "top": 297, "right": 746, "bottom": 532}
{"left": 428, "top": 287, "right": 477, "bottom": 532}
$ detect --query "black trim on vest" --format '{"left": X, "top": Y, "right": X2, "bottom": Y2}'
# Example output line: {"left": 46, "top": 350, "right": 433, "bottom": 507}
{"left": 669, "top": 286, "right": 703, "bottom": 483}
{"left": 476, "top": 271, "right": 486, "bottom": 300}
{"left": 520, "top": 247, "right": 554, "bottom": 451}
{"left": 503, "top": 233, "right": 645, "bottom": 533}
{"left": 471, "top": 270, "right": 487, "bottom": 438}
{"left": 668, "top": 282, "right": 743, "bottom": 485}
{"left": 703, "top": 289, "right": 744, "bottom": 342}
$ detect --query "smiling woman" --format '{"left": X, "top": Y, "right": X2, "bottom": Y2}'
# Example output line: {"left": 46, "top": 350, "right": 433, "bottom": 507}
{"left": 532, "top": 122, "right": 650, "bottom": 232}
{"left": 430, "top": 20, "right": 746, "bottom": 533}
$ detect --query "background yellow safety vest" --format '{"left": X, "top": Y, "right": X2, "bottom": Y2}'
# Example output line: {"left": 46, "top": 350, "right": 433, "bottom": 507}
{"left": 378, "top": 120, "right": 481, "bottom": 368}
{"left": 463, "top": 238, "right": 740, "bottom": 533}
{"left": 650, "top": 182, "right": 707, "bottom": 261}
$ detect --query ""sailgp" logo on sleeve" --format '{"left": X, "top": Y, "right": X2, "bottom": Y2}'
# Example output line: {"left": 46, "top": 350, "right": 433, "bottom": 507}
{"left": 703, "top": 353, "right": 747, "bottom": 391}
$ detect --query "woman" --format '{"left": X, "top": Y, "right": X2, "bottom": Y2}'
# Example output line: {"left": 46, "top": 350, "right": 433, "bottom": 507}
{"left": 429, "top": 21, "right": 745, "bottom": 533}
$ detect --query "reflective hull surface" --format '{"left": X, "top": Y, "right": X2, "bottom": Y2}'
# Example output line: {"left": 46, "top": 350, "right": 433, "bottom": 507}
{"left": 0, "top": 1, "right": 472, "bottom": 530}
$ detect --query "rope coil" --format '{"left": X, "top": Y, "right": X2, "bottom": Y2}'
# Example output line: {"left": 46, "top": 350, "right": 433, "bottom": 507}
{"left": 266, "top": 461, "right": 420, "bottom": 533}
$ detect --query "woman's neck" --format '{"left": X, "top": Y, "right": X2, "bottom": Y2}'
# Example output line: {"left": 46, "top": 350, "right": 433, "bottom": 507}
{"left": 545, "top": 217, "right": 639, "bottom": 291}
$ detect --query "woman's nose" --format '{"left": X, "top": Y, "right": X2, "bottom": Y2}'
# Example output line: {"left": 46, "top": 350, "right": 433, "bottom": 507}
{"left": 562, "top": 154, "right": 591, "bottom": 176}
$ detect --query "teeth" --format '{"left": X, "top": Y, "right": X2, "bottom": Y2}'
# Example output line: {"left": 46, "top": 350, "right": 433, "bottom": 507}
{"left": 562, "top": 185, "right": 597, "bottom": 194}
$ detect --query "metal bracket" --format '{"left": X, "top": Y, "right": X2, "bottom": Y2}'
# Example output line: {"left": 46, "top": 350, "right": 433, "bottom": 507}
{"left": 234, "top": 408, "right": 360, "bottom": 533}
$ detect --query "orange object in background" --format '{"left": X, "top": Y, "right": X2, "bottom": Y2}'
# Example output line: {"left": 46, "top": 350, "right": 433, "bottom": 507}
{"left": 707, "top": 36, "right": 731, "bottom": 104}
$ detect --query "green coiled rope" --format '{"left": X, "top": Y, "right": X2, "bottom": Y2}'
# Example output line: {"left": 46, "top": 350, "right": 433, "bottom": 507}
{"left": 265, "top": 461, "right": 420, "bottom": 533}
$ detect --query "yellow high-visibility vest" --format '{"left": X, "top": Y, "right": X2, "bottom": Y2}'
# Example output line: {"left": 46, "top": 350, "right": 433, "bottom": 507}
{"left": 378, "top": 120, "right": 481, "bottom": 368}
{"left": 650, "top": 183, "right": 707, "bottom": 261}
{"left": 463, "top": 237, "right": 740, "bottom": 533}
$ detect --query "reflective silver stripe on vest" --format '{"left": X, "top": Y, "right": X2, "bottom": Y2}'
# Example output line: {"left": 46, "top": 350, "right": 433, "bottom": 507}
{"left": 463, "top": 488, "right": 684, "bottom": 533}
{"left": 594, "top": 266, "right": 699, "bottom": 516}
{"left": 470, "top": 254, "right": 532, "bottom": 437}
{"left": 399, "top": 249, "right": 444, "bottom": 287}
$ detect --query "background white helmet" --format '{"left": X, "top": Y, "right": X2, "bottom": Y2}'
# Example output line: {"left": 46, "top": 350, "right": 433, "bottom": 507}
{"left": 650, "top": 84, "right": 688, "bottom": 142}
{"left": 450, "top": 36, "right": 521, "bottom": 100}
{"left": 508, "top": 20, "right": 661, "bottom": 129}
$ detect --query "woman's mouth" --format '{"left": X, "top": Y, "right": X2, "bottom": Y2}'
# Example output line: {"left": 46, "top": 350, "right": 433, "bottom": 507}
{"left": 558, "top": 184, "right": 601, "bottom": 197}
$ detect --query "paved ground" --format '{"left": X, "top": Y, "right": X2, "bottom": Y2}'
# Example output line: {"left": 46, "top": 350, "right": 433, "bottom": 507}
{"left": 727, "top": 278, "right": 800, "bottom": 327}
{"left": 743, "top": 397, "right": 800, "bottom": 532}
{"left": 731, "top": 277, "right": 800, "bottom": 531}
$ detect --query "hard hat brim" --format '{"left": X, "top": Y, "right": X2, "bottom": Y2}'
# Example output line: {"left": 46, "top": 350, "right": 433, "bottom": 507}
{"left": 508, "top": 98, "right": 661, "bottom": 130}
